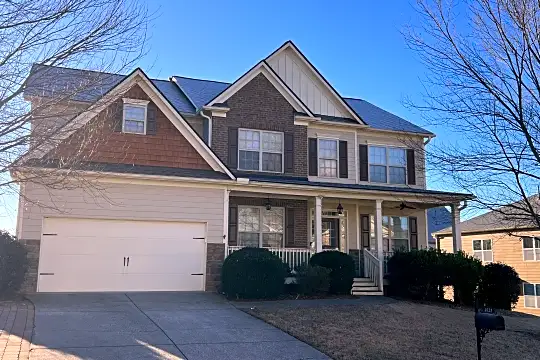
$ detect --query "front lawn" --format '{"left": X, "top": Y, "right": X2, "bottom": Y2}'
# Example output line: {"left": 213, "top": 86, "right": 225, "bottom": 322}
{"left": 246, "top": 300, "right": 540, "bottom": 360}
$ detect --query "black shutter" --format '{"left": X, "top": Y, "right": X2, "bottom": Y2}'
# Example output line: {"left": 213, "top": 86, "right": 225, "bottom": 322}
{"left": 407, "top": 149, "right": 416, "bottom": 185}
{"left": 228, "top": 128, "right": 238, "bottom": 168}
{"left": 284, "top": 133, "right": 294, "bottom": 174}
{"left": 228, "top": 205, "right": 238, "bottom": 246}
{"left": 359, "top": 144, "right": 368, "bottom": 181}
{"left": 339, "top": 140, "right": 348, "bottom": 178}
{"left": 285, "top": 208, "right": 295, "bottom": 248}
{"left": 308, "top": 138, "right": 318, "bottom": 176}
{"left": 409, "top": 216, "right": 418, "bottom": 249}
{"left": 146, "top": 104, "right": 157, "bottom": 135}
{"left": 361, "top": 214, "right": 370, "bottom": 248}
{"left": 113, "top": 102, "right": 123, "bottom": 132}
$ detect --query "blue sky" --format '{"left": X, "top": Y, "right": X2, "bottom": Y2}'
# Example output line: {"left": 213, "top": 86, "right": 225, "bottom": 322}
{"left": 0, "top": 1, "right": 459, "bottom": 232}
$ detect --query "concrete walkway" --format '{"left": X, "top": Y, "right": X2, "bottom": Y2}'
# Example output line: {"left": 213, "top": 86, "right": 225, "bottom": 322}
{"left": 26, "top": 292, "right": 330, "bottom": 360}
{"left": 0, "top": 300, "right": 33, "bottom": 360}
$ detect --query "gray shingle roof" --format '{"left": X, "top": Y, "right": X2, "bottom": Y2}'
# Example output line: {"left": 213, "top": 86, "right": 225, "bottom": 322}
{"left": 344, "top": 98, "right": 433, "bottom": 135}
{"left": 427, "top": 207, "right": 452, "bottom": 240}
{"left": 172, "top": 76, "right": 230, "bottom": 110}
{"left": 434, "top": 196, "right": 540, "bottom": 235}
{"left": 24, "top": 65, "right": 433, "bottom": 135}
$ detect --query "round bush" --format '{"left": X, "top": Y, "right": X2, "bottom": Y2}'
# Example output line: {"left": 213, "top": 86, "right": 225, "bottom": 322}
{"left": 221, "top": 247, "right": 286, "bottom": 299}
{"left": 296, "top": 265, "right": 331, "bottom": 296}
{"left": 0, "top": 232, "right": 27, "bottom": 295}
{"left": 478, "top": 263, "right": 521, "bottom": 310}
{"left": 310, "top": 251, "right": 355, "bottom": 294}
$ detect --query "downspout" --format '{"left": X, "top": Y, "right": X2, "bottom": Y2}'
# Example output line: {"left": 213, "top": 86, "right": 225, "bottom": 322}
{"left": 424, "top": 136, "right": 433, "bottom": 146}
{"left": 458, "top": 200, "right": 468, "bottom": 211}
{"left": 199, "top": 109, "right": 212, "bottom": 146}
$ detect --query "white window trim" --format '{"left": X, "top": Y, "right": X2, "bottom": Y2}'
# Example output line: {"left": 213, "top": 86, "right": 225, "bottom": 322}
{"left": 317, "top": 138, "right": 339, "bottom": 178}
{"left": 368, "top": 215, "right": 410, "bottom": 252}
{"left": 523, "top": 283, "right": 540, "bottom": 309}
{"left": 367, "top": 144, "right": 407, "bottom": 185}
{"left": 522, "top": 236, "right": 540, "bottom": 261}
{"left": 122, "top": 98, "right": 149, "bottom": 135}
{"left": 237, "top": 205, "right": 285, "bottom": 248}
{"left": 472, "top": 239, "right": 493, "bottom": 263}
{"left": 309, "top": 208, "right": 349, "bottom": 252}
{"left": 237, "top": 129, "right": 284, "bottom": 173}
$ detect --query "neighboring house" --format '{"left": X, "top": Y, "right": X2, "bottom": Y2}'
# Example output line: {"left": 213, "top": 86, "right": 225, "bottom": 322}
{"left": 436, "top": 201, "right": 540, "bottom": 316}
{"left": 15, "top": 40, "right": 471, "bottom": 294}
{"left": 427, "top": 207, "right": 452, "bottom": 248}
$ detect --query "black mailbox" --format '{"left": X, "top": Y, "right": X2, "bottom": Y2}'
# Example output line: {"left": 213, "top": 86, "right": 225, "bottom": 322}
{"left": 475, "top": 312, "right": 505, "bottom": 331}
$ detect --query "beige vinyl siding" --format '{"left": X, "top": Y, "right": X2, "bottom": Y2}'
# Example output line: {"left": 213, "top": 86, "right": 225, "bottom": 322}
{"left": 439, "top": 231, "right": 540, "bottom": 316}
{"left": 307, "top": 128, "right": 356, "bottom": 184}
{"left": 19, "top": 182, "right": 225, "bottom": 244}
{"left": 357, "top": 130, "right": 426, "bottom": 189}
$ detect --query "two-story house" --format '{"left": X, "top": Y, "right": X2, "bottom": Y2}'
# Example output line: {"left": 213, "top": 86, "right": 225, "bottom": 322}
{"left": 436, "top": 198, "right": 540, "bottom": 315}
{"left": 15, "top": 41, "right": 470, "bottom": 294}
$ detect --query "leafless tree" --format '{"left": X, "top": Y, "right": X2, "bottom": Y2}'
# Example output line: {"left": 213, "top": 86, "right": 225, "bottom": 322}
{"left": 404, "top": 0, "right": 540, "bottom": 229}
{"left": 0, "top": 0, "right": 149, "bottom": 211}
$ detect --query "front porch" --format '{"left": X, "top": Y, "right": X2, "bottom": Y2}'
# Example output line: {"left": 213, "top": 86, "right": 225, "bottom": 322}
{"left": 224, "top": 190, "right": 465, "bottom": 292}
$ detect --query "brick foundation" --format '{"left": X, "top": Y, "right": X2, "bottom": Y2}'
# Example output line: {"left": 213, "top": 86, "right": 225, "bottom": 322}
{"left": 20, "top": 239, "right": 40, "bottom": 293}
{"left": 205, "top": 243, "right": 225, "bottom": 292}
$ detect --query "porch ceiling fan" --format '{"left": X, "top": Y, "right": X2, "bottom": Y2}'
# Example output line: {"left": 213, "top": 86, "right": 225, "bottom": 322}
{"left": 396, "top": 201, "right": 416, "bottom": 210}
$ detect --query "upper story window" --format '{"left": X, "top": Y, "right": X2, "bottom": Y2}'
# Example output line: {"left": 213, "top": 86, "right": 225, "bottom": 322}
{"left": 237, "top": 206, "right": 284, "bottom": 248}
{"left": 523, "top": 236, "right": 540, "bottom": 261}
{"left": 318, "top": 139, "right": 338, "bottom": 177}
{"left": 238, "top": 129, "right": 283, "bottom": 172}
{"left": 369, "top": 146, "right": 406, "bottom": 184}
{"left": 122, "top": 98, "right": 149, "bottom": 134}
{"left": 472, "top": 239, "right": 493, "bottom": 263}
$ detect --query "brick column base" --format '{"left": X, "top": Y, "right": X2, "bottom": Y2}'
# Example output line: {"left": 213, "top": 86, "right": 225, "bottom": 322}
{"left": 20, "top": 239, "right": 40, "bottom": 293}
{"left": 206, "top": 243, "right": 225, "bottom": 292}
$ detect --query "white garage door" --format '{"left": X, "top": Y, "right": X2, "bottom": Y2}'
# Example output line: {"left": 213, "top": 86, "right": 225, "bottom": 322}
{"left": 38, "top": 218, "right": 206, "bottom": 292}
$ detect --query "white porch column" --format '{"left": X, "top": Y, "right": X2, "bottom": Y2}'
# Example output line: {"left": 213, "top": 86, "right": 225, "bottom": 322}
{"left": 374, "top": 199, "right": 384, "bottom": 289}
{"left": 315, "top": 196, "right": 323, "bottom": 253}
{"left": 451, "top": 203, "right": 462, "bottom": 252}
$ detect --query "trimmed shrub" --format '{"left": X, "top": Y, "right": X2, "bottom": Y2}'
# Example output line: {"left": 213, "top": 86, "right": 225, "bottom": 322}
{"left": 310, "top": 251, "right": 355, "bottom": 294}
{"left": 296, "top": 265, "right": 331, "bottom": 296}
{"left": 0, "top": 232, "right": 27, "bottom": 295}
{"left": 478, "top": 263, "right": 521, "bottom": 310}
{"left": 387, "top": 249, "right": 482, "bottom": 305}
{"left": 221, "top": 247, "right": 286, "bottom": 299}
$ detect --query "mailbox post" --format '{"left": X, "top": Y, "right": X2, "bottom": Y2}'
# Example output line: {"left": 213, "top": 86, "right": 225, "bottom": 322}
{"left": 474, "top": 297, "right": 505, "bottom": 360}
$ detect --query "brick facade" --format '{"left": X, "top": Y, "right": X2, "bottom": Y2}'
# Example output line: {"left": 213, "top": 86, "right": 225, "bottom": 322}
{"left": 211, "top": 73, "right": 308, "bottom": 177}
{"left": 205, "top": 243, "right": 225, "bottom": 292}
{"left": 229, "top": 196, "right": 309, "bottom": 248}
{"left": 50, "top": 84, "right": 211, "bottom": 170}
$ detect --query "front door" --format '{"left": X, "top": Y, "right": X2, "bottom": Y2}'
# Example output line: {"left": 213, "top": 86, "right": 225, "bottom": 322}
{"left": 322, "top": 218, "right": 340, "bottom": 250}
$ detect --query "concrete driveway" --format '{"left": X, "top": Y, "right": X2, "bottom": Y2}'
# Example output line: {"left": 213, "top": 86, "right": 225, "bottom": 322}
{"left": 27, "top": 292, "right": 330, "bottom": 360}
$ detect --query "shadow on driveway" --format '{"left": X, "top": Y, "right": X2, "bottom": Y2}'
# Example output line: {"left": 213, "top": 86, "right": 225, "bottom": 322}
{"left": 27, "top": 292, "right": 330, "bottom": 360}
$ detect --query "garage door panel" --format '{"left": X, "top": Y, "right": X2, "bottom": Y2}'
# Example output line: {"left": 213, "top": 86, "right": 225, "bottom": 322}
{"left": 38, "top": 218, "right": 206, "bottom": 292}
{"left": 122, "top": 274, "right": 204, "bottom": 292}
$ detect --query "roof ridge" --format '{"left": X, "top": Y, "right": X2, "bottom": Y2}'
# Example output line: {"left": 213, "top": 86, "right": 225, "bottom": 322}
{"left": 173, "top": 75, "right": 231, "bottom": 85}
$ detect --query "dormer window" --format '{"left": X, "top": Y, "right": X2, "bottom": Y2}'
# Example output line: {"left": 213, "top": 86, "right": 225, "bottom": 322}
{"left": 122, "top": 98, "right": 149, "bottom": 134}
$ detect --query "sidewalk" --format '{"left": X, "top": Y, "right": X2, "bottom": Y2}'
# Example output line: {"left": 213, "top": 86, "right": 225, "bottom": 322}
{"left": 0, "top": 300, "right": 34, "bottom": 360}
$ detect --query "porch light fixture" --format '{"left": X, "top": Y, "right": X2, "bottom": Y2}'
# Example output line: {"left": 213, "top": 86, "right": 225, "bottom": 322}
{"left": 265, "top": 196, "right": 272, "bottom": 211}
{"left": 337, "top": 201, "right": 344, "bottom": 215}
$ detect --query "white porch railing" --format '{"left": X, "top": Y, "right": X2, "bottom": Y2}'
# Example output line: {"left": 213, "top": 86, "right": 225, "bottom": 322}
{"left": 364, "top": 249, "right": 381, "bottom": 288}
{"left": 227, "top": 246, "right": 314, "bottom": 270}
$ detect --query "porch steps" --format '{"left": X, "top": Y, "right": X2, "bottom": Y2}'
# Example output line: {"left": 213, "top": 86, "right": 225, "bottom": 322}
{"left": 351, "top": 277, "right": 384, "bottom": 296}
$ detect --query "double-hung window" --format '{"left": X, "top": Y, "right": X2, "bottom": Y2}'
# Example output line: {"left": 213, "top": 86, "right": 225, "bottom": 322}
{"left": 524, "top": 283, "right": 540, "bottom": 308}
{"left": 472, "top": 239, "right": 493, "bottom": 263}
{"left": 238, "top": 206, "right": 284, "bottom": 248}
{"left": 318, "top": 139, "right": 338, "bottom": 177}
{"left": 370, "top": 215, "right": 409, "bottom": 252}
{"left": 368, "top": 146, "right": 407, "bottom": 184}
{"left": 238, "top": 129, "right": 283, "bottom": 172}
{"left": 122, "top": 99, "right": 148, "bottom": 134}
{"left": 523, "top": 236, "right": 540, "bottom": 261}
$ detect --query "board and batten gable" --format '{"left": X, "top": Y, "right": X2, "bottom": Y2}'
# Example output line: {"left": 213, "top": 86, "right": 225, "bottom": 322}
{"left": 267, "top": 47, "right": 352, "bottom": 118}
{"left": 439, "top": 231, "right": 540, "bottom": 316}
